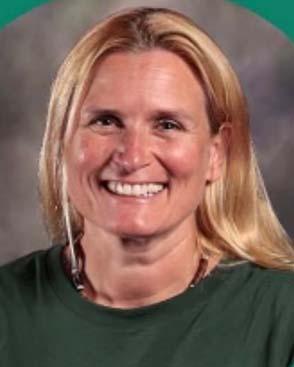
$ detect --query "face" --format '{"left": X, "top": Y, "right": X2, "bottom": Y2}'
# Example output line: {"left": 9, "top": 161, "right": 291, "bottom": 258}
{"left": 64, "top": 50, "right": 224, "bottom": 239}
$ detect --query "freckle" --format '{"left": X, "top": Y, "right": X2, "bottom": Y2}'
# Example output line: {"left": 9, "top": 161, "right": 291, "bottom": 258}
{"left": 77, "top": 150, "right": 87, "bottom": 163}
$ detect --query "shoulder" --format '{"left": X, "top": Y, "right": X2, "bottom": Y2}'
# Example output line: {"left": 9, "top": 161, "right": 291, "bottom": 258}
{"left": 0, "top": 247, "right": 55, "bottom": 352}
{"left": 254, "top": 265, "right": 294, "bottom": 319}
{"left": 248, "top": 265, "right": 294, "bottom": 363}
{"left": 216, "top": 261, "right": 294, "bottom": 326}
{"left": 232, "top": 262, "right": 294, "bottom": 307}
{"left": 0, "top": 246, "right": 62, "bottom": 307}
{"left": 0, "top": 248, "right": 49, "bottom": 274}
{"left": 247, "top": 263, "right": 294, "bottom": 301}
{"left": 222, "top": 260, "right": 294, "bottom": 296}
{"left": 228, "top": 263, "right": 294, "bottom": 336}
{"left": 209, "top": 262, "right": 294, "bottom": 364}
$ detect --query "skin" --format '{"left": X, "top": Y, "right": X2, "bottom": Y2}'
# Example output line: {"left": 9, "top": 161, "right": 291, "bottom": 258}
{"left": 64, "top": 49, "right": 226, "bottom": 308}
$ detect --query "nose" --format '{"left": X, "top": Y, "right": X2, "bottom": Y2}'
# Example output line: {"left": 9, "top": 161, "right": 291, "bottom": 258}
{"left": 111, "top": 128, "right": 151, "bottom": 174}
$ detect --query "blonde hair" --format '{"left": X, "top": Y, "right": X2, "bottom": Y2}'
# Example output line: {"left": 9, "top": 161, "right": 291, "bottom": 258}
{"left": 39, "top": 7, "right": 294, "bottom": 270}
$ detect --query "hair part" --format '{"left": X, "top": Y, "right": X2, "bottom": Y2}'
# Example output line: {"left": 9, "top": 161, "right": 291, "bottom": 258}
{"left": 38, "top": 7, "right": 294, "bottom": 270}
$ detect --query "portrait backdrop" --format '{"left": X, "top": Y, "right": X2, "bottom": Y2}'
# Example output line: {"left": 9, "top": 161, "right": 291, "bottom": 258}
{"left": 0, "top": 0, "right": 293, "bottom": 264}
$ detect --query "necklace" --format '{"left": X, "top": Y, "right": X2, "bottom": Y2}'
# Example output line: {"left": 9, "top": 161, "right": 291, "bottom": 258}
{"left": 62, "top": 241, "right": 209, "bottom": 300}
{"left": 189, "top": 257, "right": 208, "bottom": 287}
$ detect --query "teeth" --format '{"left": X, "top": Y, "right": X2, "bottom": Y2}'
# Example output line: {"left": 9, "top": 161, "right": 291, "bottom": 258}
{"left": 133, "top": 184, "right": 141, "bottom": 196}
{"left": 105, "top": 181, "right": 165, "bottom": 197}
{"left": 116, "top": 183, "right": 123, "bottom": 195}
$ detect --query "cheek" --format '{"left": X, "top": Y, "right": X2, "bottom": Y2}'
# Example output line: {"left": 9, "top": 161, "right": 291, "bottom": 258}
{"left": 163, "top": 139, "right": 210, "bottom": 180}
{"left": 64, "top": 134, "right": 110, "bottom": 212}
{"left": 65, "top": 134, "right": 104, "bottom": 174}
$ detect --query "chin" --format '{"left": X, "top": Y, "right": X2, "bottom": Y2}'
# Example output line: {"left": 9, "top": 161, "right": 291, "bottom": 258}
{"left": 105, "top": 219, "right": 164, "bottom": 239}
{"left": 111, "top": 226, "right": 156, "bottom": 239}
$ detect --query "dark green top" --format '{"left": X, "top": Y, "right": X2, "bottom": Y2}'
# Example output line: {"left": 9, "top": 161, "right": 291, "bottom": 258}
{"left": 0, "top": 245, "right": 293, "bottom": 366}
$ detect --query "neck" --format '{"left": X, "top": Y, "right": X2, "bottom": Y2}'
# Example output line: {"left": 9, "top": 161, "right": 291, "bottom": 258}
{"left": 69, "top": 219, "right": 218, "bottom": 309}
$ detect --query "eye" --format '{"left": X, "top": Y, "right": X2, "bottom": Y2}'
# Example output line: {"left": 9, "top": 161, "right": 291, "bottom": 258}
{"left": 88, "top": 114, "right": 122, "bottom": 129}
{"left": 156, "top": 119, "right": 182, "bottom": 131}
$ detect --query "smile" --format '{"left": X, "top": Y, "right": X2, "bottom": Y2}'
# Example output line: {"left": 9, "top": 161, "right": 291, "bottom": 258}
{"left": 102, "top": 181, "right": 167, "bottom": 197}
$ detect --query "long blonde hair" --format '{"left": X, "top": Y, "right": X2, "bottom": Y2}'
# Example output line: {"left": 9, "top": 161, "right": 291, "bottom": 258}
{"left": 39, "top": 7, "right": 294, "bottom": 270}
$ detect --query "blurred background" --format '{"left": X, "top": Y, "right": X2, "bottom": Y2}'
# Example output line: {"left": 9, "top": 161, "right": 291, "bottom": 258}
{"left": 0, "top": 0, "right": 293, "bottom": 265}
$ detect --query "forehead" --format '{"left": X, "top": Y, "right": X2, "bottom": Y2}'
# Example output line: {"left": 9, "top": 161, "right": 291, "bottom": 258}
{"left": 82, "top": 49, "right": 207, "bottom": 111}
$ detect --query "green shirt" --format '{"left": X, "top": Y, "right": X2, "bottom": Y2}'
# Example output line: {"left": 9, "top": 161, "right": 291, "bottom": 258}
{"left": 0, "top": 245, "right": 293, "bottom": 366}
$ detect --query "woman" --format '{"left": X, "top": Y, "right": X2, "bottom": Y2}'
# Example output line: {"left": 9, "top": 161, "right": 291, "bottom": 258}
{"left": 0, "top": 7, "right": 293, "bottom": 366}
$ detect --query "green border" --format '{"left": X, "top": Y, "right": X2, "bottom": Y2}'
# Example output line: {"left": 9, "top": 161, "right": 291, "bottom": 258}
{"left": 0, "top": 1, "right": 293, "bottom": 41}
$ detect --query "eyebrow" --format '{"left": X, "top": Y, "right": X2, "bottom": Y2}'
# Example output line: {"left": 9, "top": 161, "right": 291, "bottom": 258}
{"left": 81, "top": 108, "right": 125, "bottom": 120}
{"left": 149, "top": 109, "right": 194, "bottom": 122}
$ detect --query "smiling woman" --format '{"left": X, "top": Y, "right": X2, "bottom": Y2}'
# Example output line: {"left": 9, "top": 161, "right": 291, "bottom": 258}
{"left": 64, "top": 50, "right": 222, "bottom": 242}
{"left": 0, "top": 6, "right": 294, "bottom": 367}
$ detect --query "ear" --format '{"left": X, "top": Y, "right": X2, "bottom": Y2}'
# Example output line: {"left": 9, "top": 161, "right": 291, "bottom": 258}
{"left": 206, "top": 123, "right": 231, "bottom": 183}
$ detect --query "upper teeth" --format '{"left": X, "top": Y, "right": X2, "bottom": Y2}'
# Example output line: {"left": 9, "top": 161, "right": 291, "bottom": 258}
{"left": 106, "top": 181, "right": 165, "bottom": 197}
